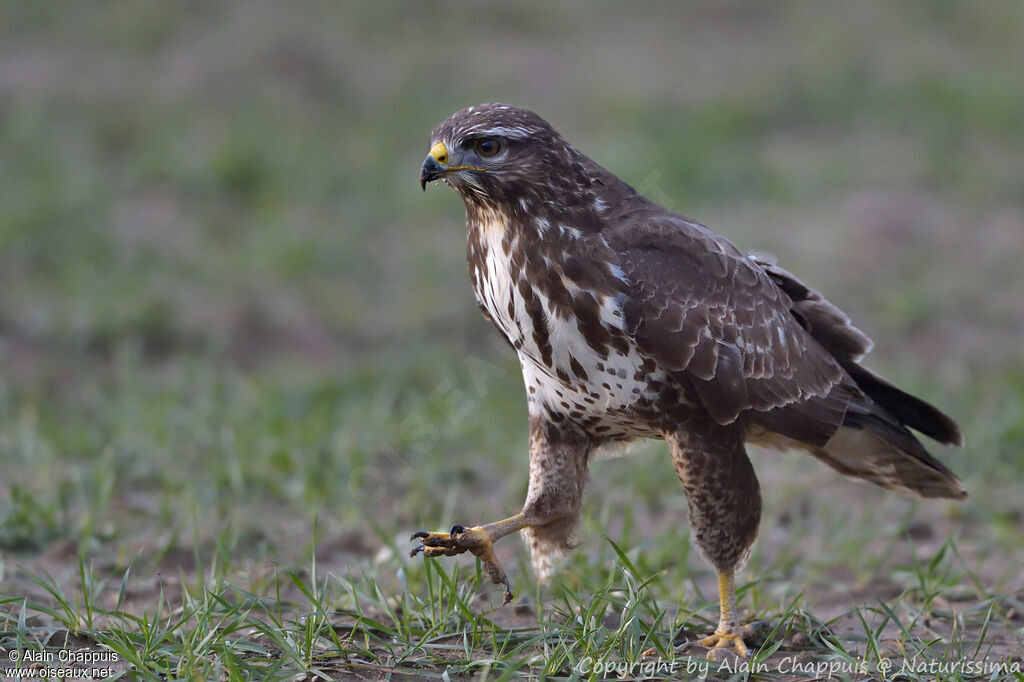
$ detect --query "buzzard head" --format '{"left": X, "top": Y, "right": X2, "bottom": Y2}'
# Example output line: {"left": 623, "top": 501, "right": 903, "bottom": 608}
{"left": 420, "top": 103, "right": 591, "bottom": 210}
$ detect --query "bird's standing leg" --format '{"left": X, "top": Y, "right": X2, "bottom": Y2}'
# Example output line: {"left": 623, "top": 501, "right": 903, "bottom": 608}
{"left": 698, "top": 569, "right": 759, "bottom": 658}
{"left": 411, "top": 414, "right": 590, "bottom": 603}
{"left": 669, "top": 422, "right": 762, "bottom": 659}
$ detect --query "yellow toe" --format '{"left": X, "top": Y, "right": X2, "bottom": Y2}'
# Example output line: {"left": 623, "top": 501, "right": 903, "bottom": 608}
{"left": 698, "top": 629, "right": 749, "bottom": 659}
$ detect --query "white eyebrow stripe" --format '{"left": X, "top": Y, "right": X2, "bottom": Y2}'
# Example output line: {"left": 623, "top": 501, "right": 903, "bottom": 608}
{"left": 464, "top": 125, "right": 533, "bottom": 139}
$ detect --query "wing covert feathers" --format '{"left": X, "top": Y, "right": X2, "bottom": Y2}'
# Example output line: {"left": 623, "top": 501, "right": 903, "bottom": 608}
{"left": 613, "top": 214, "right": 845, "bottom": 427}
{"left": 752, "top": 257, "right": 873, "bottom": 362}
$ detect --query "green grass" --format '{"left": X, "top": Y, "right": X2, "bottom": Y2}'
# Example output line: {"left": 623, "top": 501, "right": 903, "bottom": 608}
{"left": 2, "top": 2, "right": 1024, "bottom": 679}
{"left": 1, "top": 354, "right": 1022, "bottom": 678}
{"left": 2, "top": 533, "right": 1020, "bottom": 680}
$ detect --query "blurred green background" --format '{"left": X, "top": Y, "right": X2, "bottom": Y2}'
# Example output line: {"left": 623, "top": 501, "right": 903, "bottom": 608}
{"left": 1, "top": 0, "right": 1022, "bottom": 610}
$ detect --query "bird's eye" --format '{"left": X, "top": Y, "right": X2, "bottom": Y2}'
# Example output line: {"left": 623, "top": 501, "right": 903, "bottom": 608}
{"left": 474, "top": 137, "right": 504, "bottom": 159}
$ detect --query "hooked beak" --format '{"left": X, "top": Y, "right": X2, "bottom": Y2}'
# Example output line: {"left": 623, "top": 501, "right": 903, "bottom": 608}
{"left": 420, "top": 141, "right": 449, "bottom": 190}
{"left": 419, "top": 140, "right": 485, "bottom": 190}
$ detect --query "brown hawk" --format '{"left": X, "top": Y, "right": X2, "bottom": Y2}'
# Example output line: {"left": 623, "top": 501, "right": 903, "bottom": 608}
{"left": 411, "top": 103, "right": 965, "bottom": 658}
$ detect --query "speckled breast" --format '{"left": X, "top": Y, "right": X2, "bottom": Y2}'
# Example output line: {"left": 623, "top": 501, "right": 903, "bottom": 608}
{"left": 467, "top": 213, "right": 680, "bottom": 440}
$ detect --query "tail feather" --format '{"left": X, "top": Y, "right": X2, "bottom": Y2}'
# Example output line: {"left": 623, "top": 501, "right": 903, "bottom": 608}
{"left": 750, "top": 255, "right": 965, "bottom": 499}
{"left": 813, "top": 412, "right": 967, "bottom": 500}
{"left": 841, "top": 361, "right": 963, "bottom": 446}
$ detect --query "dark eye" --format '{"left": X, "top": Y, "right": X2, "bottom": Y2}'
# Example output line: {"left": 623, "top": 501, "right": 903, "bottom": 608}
{"left": 474, "top": 137, "right": 504, "bottom": 158}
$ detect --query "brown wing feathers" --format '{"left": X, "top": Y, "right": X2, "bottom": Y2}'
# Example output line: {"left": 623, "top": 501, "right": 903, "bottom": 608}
{"left": 616, "top": 215, "right": 847, "bottom": 429}
{"left": 616, "top": 210, "right": 964, "bottom": 499}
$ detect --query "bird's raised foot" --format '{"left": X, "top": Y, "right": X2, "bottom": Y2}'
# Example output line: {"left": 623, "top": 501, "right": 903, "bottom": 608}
{"left": 409, "top": 525, "right": 475, "bottom": 558}
{"left": 409, "top": 524, "right": 514, "bottom": 605}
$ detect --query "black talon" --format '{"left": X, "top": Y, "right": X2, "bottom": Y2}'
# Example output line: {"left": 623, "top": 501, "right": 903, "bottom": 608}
{"left": 500, "top": 575, "right": 514, "bottom": 605}
{"left": 449, "top": 524, "right": 466, "bottom": 536}
{"left": 411, "top": 531, "right": 429, "bottom": 540}
{"left": 410, "top": 545, "right": 424, "bottom": 557}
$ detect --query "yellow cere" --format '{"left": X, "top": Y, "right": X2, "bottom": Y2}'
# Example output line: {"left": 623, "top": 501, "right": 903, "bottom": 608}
{"left": 428, "top": 141, "right": 448, "bottom": 165}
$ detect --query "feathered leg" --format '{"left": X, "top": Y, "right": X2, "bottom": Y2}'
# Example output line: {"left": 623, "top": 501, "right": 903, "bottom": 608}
{"left": 411, "top": 414, "right": 590, "bottom": 602}
{"left": 669, "top": 422, "right": 762, "bottom": 659}
{"left": 520, "top": 414, "right": 591, "bottom": 582}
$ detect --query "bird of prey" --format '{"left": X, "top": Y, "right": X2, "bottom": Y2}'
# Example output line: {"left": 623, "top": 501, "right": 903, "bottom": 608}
{"left": 412, "top": 103, "right": 965, "bottom": 658}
